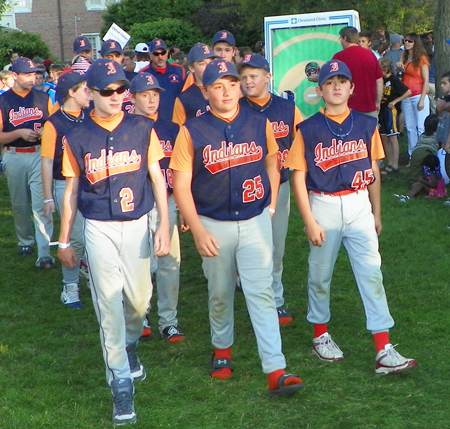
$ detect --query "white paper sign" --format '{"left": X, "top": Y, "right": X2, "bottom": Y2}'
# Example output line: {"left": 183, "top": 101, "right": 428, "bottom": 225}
{"left": 103, "top": 23, "right": 131, "bottom": 49}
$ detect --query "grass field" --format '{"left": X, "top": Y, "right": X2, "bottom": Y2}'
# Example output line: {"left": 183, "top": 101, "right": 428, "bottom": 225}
{"left": 1, "top": 160, "right": 450, "bottom": 429}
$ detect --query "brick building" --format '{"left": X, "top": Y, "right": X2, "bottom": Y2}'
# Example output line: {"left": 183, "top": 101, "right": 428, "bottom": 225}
{"left": 0, "top": 0, "right": 119, "bottom": 61}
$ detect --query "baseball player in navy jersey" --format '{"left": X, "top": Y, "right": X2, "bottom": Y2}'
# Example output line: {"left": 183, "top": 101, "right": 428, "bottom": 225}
{"left": 0, "top": 58, "right": 55, "bottom": 267}
{"left": 41, "top": 71, "right": 91, "bottom": 308}
{"left": 212, "top": 30, "right": 237, "bottom": 64}
{"left": 172, "top": 43, "right": 216, "bottom": 126}
{"left": 57, "top": 59, "right": 170, "bottom": 424}
{"left": 139, "top": 38, "right": 186, "bottom": 121}
{"left": 72, "top": 36, "right": 93, "bottom": 58}
{"left": 238, "top": 54, "right": 303, "bottom": 325}
{"left": 285, "top": 60, "right": 416, "bottom": 375}
{"left": 99, "top": 39, "right": 137, "bottom": 114}
{"left": 170, "top": 59, "right": 303, "bottom": 396}
{"left": 129, "top": 72, "right": 185, "bottom": 343}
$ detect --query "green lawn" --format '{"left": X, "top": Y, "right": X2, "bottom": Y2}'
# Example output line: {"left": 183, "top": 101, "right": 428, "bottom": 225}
{"left": 1, "top": 162, "right": 450, "bottom": 429}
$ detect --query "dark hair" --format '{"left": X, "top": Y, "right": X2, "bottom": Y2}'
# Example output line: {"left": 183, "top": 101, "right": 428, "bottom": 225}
{"left": 441, "top": 70, "right": 450, "bottom": 81}
{"left": 359, "top": 31, "right": 372, "bottom": 41}
{"left": 35, "top": 70, "right": 44, "bottom": 77}
{"left": 422, "top": 154, "right": 440, "bottom": 169}
{"left": 237, "top": 46, "right": 252, "bottom": 58}
{"left": 423, "top": 114, "right": 439, "bottom": 136}
{"left": 339, "top": 26, "right": 359, "bottom": 44}
{"left": 254, "top": 41, "right": 264, "bottom": 54}
{"left": 402, "top": 33, "right": 429, "bottom": 67}
{"left": 422, "top": 39, "right": 434, "bottom": 61}
{"left": 123, "top": 50, "right": 135, "bottom": 59}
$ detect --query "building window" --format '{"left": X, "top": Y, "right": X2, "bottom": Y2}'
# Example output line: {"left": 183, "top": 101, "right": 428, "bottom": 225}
{"left": 8, "top": 0, "right": 32, "bottom": 13}
{"left": 82, "top": 33, "right": 101, "bottom": 60}
{"left": 85, "top": 0, "right": 119, "bottom": 11}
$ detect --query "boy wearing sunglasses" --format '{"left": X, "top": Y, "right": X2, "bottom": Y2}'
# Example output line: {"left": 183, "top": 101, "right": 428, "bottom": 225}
{"left": 57, "top": 59, "right": 170, "bottom": 425}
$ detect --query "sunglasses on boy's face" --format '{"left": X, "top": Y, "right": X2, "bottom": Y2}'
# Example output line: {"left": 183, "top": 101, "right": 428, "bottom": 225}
{"left": 92, "top": 85, "right": 128, "bottom": 97}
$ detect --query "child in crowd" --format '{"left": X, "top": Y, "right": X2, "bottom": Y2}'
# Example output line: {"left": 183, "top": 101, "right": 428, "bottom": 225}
{"left": 378, "top": 58, "right": 411, "bottom": 174}
{"left": 394, "top": 154, "right": 447, "bottom": 202}
{"left": 0, "top": 70, "right": 14, "bottom": 94}
{"left": 285, "top": 60, "right": 416, "bottom": 375}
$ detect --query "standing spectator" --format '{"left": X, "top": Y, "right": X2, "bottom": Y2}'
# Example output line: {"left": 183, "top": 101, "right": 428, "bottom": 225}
{"left": 123, "top": 50, "right": 136, "bottom": 72}
{"left": 3, "top": 52, "right": 19, "bottom": 71}
{"left": 333, "top": 26, "right": 383, "bottom": 118}
{"left": 398, "top": 33, "right": 430, "bottom": 156}
{"left": 384, "top": 34, "right": 404, "bottom": 75}
{"left": 134, "top": 43, "right": 150, "bottom": 72}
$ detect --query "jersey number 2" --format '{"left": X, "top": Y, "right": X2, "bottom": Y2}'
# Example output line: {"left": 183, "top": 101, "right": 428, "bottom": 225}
{"left": 119, "top": 187, "right": 135, "bottom": 212}
{"left": 242, "top": 175, "right": 264, "bottom": 203}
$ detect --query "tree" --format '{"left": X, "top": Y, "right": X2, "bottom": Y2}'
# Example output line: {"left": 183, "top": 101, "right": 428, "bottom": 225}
{"left": 101, "top": 0, "right": 203, "bottom": 36}
{"left": 129, "top": 18, "right": 205, "bottom": 51}
{"left": 0, "top": 30, "right": 51, "bottom": 69}
{"left": 434, "top": 0, "right": 450, "bottom": 98}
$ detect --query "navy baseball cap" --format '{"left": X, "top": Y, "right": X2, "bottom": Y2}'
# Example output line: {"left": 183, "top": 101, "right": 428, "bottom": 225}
{"left": 73, "top": 36, "right": 92, "bottom": 54}
{"left": 187, "top": 43, "right": 216, "bottom": 63}
{"left": 55, "top": 70, "right": 87, "bottom": 103}
{"left": 318, "top": 60, "right": 352, "bottom": 86}
{"left": 202, "top": 59, "right": 241, "bottom": 87}
{"left": 150, "top": 38, "right": 168, "bottom": 54}
{"left": 100, "top": 39, "right": 123, "bottom": 56}
{"left": 236, "top": 54, "right": 270, "bottom": 72}
{"left": 212, "top": 30, "right": 236, "bottom": 47}
{"left": 86, "top": 58, "right": 129, "bottom": 90}
{"left": 130, "top": 72, "right": 165, "bottom": 93}
{"left": 11, "top": 57, "right": 38, "bottom": 73}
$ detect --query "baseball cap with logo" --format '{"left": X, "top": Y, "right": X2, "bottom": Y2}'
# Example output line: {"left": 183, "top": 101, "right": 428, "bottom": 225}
{"left": 317, "top": 60, "right": 352, "bottom": 86}
{"left": 149, "top": 38, "right": 168, "bottom": 54}
{"left": 73, "top": 36, "right": 92, "bottom": 54}
{"left": 55, "top": 70, "right": 87, "bottom": 103}
{"left": 236, "top": 53, "right": 270, "bottom": 72}
{"left": 86, "top": 58, "right": 129, "bottom": 90}
{"left": 202, "top": 59, "right": 241, "bottom": 87}
{"left": 187, "top": 43, "right": 217, "bottom": 63}
{"left": 212, "top": 30, "right": 236, "bottom": 47}
{"left": 130, "top": 72, "right": 165, "bottom": 93}
{"left": 135, "top": 43, "right": 149, "bottom": 54}
{"left": 100, "top": 39, "right": 123, "bottom": 56}
{"left": 11, "top": 57, "right": 38, "bottom": 74}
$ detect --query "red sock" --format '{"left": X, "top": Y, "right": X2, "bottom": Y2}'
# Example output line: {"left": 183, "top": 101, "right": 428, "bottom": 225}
{"left": 211, "top": 347, "right": 232, "bottom": 380}
{"left": 268, "top": 369, "right": 302, "bottom": 390}
{"left": 314, "top": 324, "right": 328, "bottom": 338}
{"left": 373, "top": 332, "right": 390, "bottom": 353}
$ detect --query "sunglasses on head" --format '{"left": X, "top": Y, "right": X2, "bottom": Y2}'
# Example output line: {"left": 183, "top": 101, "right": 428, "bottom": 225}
{"left": 92, "top": 84, "right": 128, "bottom": 97}
{"left": 404, "top": 39, "right": 414, "bottom": 43}
{"left": 153, "top": 51, "right": 167, "bottom": 57}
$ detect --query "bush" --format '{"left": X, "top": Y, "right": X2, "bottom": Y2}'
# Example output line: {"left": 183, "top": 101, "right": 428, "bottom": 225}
{"left": 0, "top": 30, "right": 52, "bottom": 69}
{"left": 129, "top": 18, "right": 206, "bottom": 52}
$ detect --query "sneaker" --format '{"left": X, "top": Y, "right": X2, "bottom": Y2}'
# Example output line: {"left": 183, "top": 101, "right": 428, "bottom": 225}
{"left": 312, "top": 332, "right": 344, "bottom": 362}
{"left": 79, "top": 259, "right": 90, "bottom": 288}
{"left": 126, "top": 340, "right": 146, "bottom": 381}
{"left": 161, "top": 325, "right": 185, "bottom": 343}
{"left": 139, "top": 318, "right": 152, "bottom": 342}
{"left": 444, "top": 200, "right": 450, "bottom": 207}
{"left": 375, "top": 343, "right": 417, "bottom": 375}
{"left": 277, "top": 307, "right": 293, "bottom": 325}
{"left": 111, "top": 378, "right": 136, "bottom": 425}
{"left": 36, "top": 256, "right": 55, "bottom": 269}
{"left": 399, "top": 196, "right": 410, "bottom": 203}
{"left": 60, "top": 283, "right": 82, "bottom": 309}
{"left": 18, "top": 245, "right": 33, "bottom": 256}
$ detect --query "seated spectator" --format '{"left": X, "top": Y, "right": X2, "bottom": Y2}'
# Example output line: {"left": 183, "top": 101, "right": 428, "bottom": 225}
{"left": 394, "top": 153, "right": 447, "bottom": 202}
{"left": 406, "top": 114, "right": 439, "bottom": 186}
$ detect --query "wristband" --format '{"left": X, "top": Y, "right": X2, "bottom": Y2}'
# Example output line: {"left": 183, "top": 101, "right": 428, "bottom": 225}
{"left": 268, "top": 208, "right": 276, "bottom": 214}
{"left": 58, "top": 242, "right": 71, "bottom": 249}
{"left": 44, "top": 199, "right": 54, "bottom": 204}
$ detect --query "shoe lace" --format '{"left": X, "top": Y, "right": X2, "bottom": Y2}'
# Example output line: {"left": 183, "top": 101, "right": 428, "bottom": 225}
{"left": 382, "top": 344, "right": 403, "bottom": 364}
{"left": 126, "top": 343, "right": 140, "bottom": 370}
{"left": 321, "top": 335, "right": 342, "bottom": 353}
{"left": 114, "top": 391, "right": 133, "bottom": 414}
{"left": 63, "top": 284, "right": 80, "bottom": 303}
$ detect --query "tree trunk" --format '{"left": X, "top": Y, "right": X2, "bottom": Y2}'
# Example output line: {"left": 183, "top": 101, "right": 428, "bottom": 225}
{"left": 434, "top": 0, "right": 450, "bottom": 97}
